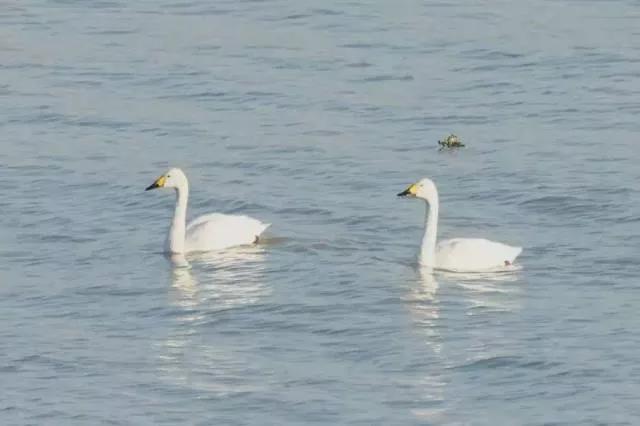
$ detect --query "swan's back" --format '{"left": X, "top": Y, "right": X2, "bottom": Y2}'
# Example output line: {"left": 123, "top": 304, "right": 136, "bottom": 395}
{"left": 435, "top": 238, "right": 522, "bottom": 272}
{"left": 185, "top": 213, "right": 270, "bottom": 252}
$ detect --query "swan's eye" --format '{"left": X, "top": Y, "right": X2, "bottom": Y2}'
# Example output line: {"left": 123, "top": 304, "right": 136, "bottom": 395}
{"left": 167, "top": 175, "right": 171, "bottom": 178}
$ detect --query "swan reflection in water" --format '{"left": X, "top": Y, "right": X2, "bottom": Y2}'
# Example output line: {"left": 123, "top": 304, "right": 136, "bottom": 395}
{"left": 168, "top": 246, "right": 270, "bottom": 311}
{"left": 407, "top": 266, "right": 523, "bottom": 423}
{"left": 405, "top": 267, "right": 441, "bottom": 346}
{"left": 406, "top": 265, "right": 523, "bottom": 342}
{"left": 442, "top": 265, "right": 523, "bottom": 314}
{"left": 404, "top": 266, "right": 447, "bottom": 423}
{"left": 158, "top": 246, "right": 269, "bottom": 395}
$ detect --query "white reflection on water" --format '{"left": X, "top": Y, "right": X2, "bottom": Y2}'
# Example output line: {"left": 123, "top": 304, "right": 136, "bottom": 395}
{"left": 168, "top": 246, "right": 270, "bottom": 311}
{"left": 158, "top": 246, "right": 269, "bottom": 395}
{"left": 406, "top": 267, "right": 440, "bottom": 338}
{"left": 407, "top": 266, "right": 524, "bottom": 422}
{"left": 442, "top": 268, "right": 523, "bottom": 314}
{"left": 404, "top": 267, "right": 448, "bottom": 423}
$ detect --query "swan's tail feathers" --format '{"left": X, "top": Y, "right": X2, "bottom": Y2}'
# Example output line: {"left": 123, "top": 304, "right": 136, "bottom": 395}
{"left": 509, "top": 246, "right": 523, "bottom": 262}
{"left": 260, "top": 223, "right": 271, "bottom": 234}
{"left": 253, "top": 223, "right": 271, "bottom": 244}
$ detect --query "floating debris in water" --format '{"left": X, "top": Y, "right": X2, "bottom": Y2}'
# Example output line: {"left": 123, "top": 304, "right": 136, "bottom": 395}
{"left": 438, "top": 134, "right": 465, "bottom": 149}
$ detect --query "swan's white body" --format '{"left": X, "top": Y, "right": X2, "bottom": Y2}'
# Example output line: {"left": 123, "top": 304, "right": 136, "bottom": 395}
{"left": 146, "top": 168, "right": 269, "bottom": 254}
{"left": 184, "top": 213, "right": 268, "bottom": 252}
{"left": 435, "top": 238, "right": 522, "bottom": 272}
{"left": 398, "top": 178, "right": 522, "bottom": 272}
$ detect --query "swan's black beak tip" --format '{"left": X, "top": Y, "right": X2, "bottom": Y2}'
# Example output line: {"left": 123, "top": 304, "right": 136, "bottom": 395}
{"left": 145, "top": 175, "right": 166, "bottom": 191}
{"left": 398, "top": 183, "right": 417, "bottom": 197}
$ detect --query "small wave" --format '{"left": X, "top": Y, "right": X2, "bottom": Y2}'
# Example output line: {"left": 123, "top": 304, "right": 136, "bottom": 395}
{"left": 449, "top": 356, "right": 560, "bottom": 371}
{"left": 357, "top": 74, "right": 414, "bottom": 83}
{"left": 519, "top": 195, "right": 591, "bottom": 215}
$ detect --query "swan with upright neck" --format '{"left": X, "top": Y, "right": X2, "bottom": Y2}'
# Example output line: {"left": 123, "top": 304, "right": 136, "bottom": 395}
{"left": 398, "top": 178, "right": 521, "bottom": 272}
{"left": 145, "top": 168, "right": 270, "bottom": 254}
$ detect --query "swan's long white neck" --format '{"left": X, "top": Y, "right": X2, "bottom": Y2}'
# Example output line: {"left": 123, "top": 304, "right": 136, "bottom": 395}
{"left": 419, "top": 193, "right": 439, "bottom": 268}
{"left": 168, "top": 183, "right": 189, "bottom": 254}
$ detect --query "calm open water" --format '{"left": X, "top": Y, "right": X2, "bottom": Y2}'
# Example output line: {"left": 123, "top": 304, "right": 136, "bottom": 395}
{"left": 1, "top": 1, "right": 640, "bottom": 424}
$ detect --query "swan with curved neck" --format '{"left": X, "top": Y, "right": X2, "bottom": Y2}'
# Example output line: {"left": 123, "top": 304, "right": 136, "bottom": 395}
{"left": 398, "top": 178, "right": 521, "bottom": 272}
{"left": 145, "top": 168, "right": 269, "bottom": 254}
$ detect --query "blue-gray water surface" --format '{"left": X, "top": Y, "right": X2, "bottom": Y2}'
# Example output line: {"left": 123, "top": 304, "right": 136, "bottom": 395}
{"left": 1, "top": 1, "right": 640, "bottom": 425}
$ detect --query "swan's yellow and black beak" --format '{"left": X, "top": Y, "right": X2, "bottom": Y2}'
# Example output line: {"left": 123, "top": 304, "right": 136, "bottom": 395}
{"left": 145, "top": 175, "right": 166, "bottom": 191}
{"left": 397, "top": 183, "right": 418, "bottom": 197}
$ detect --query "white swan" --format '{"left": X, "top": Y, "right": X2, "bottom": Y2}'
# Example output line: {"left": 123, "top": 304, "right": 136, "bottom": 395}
{"left": 145, "top": 168, "right": 270, "bottom": 254}
{"left": 398, "top": 178, "right": 522, "bottom": 272}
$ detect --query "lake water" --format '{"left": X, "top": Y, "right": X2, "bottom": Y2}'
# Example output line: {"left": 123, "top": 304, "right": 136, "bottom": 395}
{"left": 1, "top": 0, "right": 640, "bottom": 424}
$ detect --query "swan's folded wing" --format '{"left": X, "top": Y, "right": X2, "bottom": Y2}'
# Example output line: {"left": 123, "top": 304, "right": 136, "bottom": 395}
{"left": 186, "top": 213, "right": 270, "bottom": 252}
{"left": 436, "top": 238, "right": 522, "bottom": 271}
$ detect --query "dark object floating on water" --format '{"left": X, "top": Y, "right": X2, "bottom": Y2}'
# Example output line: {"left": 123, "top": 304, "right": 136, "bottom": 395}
{"left": 438, "top": 134, "right": 465, "bottom": 149}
